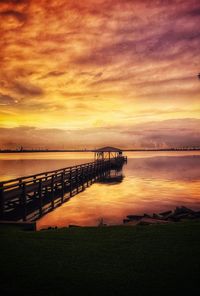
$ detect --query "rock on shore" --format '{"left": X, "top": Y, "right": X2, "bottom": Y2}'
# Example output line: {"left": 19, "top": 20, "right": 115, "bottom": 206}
{"left": 123, "top": 206, "right": 200, "bottom": 226}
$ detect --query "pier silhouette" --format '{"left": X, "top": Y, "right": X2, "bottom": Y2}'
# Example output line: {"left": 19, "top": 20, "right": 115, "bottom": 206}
{"left": 0, "top": 147, "right": 127, "bottom": 222}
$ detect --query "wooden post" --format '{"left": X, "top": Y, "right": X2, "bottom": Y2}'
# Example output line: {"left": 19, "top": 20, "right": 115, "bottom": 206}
{"left": 81, "top": 166, "right": 84, "bottom": 191}
{"left": 76, "top": 168, "right": 79, "bottom": 193}
{"left": 21, "top": 183, "right": 27, "bottom": 221}
{"left": 93, "top": 163, "right": 95, "bottom": 182}
{"left": 96, "top": 163, "right": 98, "bottom": 179}
{"left": 94, "top": 163, "right": 96, "bottom": 180}
{"left": 38, "top": 179, "right": 42, "bottom": 217}
{"left": 94, "top": 162, "right": 98, "bottom": 180}
{"left": 33, "top": 176, "right": 37, "bottom": 199}
{"left": 86, "top": 165, "right": 89, "bottom": 187}
{"left": 55, "top": 173, "right": 57, "bottom": 192}
{"left": 100, "top": 161, "right": 103, "bottom": 176}
{"left": 51, "top": 175, "right": 54, "bottom": 209}
{"left": 103, "top": 160, "right": 106, "bottom": 174}
{"left": 45, "top": 173, "right": 48, "bottom": 197}
{"left": 92, "top": 163, "right": 95, "bottom": 182}
{"left": 0, "top": 183, "right": 4, "bottom": 220}
{"left": 69, "top": 168, "right": 72, "bottom": 197}
{"left": 89, "top": 164, "right": 92, "bottom": 184}
{"left": 98, "top": 161, "right": 101, "bottom": 177}
{"left": 61, "top": 172, "right": 64, "bottom": 203}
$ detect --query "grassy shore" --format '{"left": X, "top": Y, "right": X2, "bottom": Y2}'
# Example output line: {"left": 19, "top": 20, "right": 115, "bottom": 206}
{"left": 1, "top": 221, "right": 200, "bottom": 295}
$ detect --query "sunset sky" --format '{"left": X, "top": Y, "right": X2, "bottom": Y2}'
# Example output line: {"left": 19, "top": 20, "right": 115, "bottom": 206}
{"left": 0, "top": 0, "right": 199, "bottom": 149}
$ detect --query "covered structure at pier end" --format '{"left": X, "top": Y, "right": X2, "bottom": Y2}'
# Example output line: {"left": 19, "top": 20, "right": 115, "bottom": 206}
{"left": 94, "top": 146, "right": 123, "bottom": 161}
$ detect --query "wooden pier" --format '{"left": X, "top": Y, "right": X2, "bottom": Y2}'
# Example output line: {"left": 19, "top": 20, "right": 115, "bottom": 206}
{"left": 0, "top": 156, "right": 127, "bottom": 222}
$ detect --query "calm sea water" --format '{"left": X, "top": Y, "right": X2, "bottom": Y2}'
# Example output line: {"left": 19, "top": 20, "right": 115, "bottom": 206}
{"left": 0, "top": 151, "right": 200, "bottom": 229}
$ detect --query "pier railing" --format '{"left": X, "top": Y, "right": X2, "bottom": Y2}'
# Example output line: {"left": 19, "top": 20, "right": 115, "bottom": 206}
{"left": 0, "top": 156, "right": 127, "bottom": 222}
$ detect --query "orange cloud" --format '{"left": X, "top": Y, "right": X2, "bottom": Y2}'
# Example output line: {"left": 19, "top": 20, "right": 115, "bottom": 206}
{"left": 0, "top": 0, "right": 200, "bottom": 148}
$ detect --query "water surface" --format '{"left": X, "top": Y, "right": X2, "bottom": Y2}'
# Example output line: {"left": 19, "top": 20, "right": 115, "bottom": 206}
{"left": 0, "top": 151, "right": 200, "bottom": 228}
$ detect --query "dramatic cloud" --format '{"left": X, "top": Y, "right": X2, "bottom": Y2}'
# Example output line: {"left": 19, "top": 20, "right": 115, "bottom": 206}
{"left": 12, "top": 81, "right": 44, "bottom": 96}
{"left": 0, "top": 92, "right": 18, "bottom": 105}
{"left": 0, "top": 0, "right": 200, "bottom": 148}
{"left": 42, "top": 71, "right": 65, "bottom": 78}
{"left": 0, "top": 9, "right": 26, "bottom": 21}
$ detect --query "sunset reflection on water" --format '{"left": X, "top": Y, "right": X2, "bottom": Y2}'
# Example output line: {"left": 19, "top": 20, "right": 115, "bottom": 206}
{"left": 0, "top": 151, "right": 200, "bottom": 229}
{"left": 37, "top": 152, "right": 200, "bottom": 229}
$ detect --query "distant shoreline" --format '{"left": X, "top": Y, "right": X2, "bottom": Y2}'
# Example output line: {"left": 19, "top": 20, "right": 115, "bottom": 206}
{"left": 0, "top": 148, "right": 200, "bottom": 153}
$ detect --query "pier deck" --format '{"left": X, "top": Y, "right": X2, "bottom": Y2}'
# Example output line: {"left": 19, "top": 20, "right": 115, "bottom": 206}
{"left": 0, "top": 156, "right": 127, "bottom": 222}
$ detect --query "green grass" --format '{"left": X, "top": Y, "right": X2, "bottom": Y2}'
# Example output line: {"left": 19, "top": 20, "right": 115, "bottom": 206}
{"left": 0, "top": 222, "right": 200, "bottom": 295}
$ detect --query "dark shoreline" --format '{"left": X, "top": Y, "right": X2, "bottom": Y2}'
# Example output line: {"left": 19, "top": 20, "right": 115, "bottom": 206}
{"left": 0, "top": 148, "right": 200, "bottom": 153}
